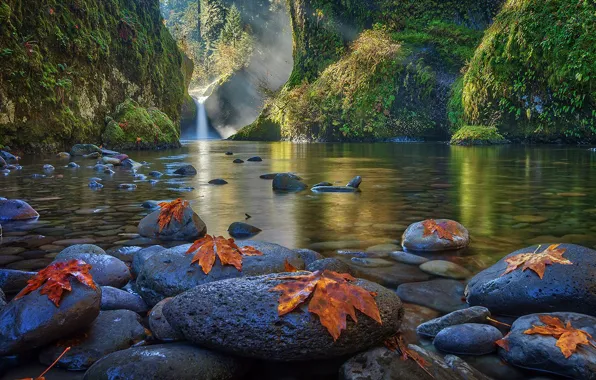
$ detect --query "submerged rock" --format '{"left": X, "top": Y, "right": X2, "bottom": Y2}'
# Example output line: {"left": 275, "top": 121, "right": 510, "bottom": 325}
{"left": 402, "top": 219, "right": 469, "bottom": 252}
{"left": 83, "top": 343, "right": 248, "bottom": 380}
{"left": 43, "top": 164, "right": 55, "bottom": 171}
{"left": 417, "top": 306, "right": 491, "bottom": 338}
{"left": 260, "top": 173, "right": 279, "bottom": 179}
{"left": 163, "top": 273, "right": 403, "bottom": 361}
{"left": 118, "top": 183, "right": 137, "bottom": 190}
{"left": 311, "top": 186, "right": 360, "bottom": 193}
{"left": 56, "top": 152, "right": 71, "bottom": 159}
{"left": 396, "top": 279, "right": 466, "bottom": 313}
{"left": 388, "top": 251, "right": 429, "bottom": 265}
{"left": 39, "top": 310, "right": 147, "bottom": 370}
{"left": 138, "top": 205, "right": 207, "bottom": 242}
{"left": 83, "top": 152, "right": 100, "bottom": 159}
{"left": 149, "top": 171, "right": 163, "bottom": 178}
{"left": 272, "top": 173, "right": 307, "bottom": 192}
{"left": 0, "top": 199, "right": 39, "bottom": 221}
{"left": 247, "top": 156, "right": 262, "bottom": 162}
{"left": 227, "top": 222, "right": 262, "bottom": 238}
{"left": 88, "top": 181, "right": 103, "bottom": 189}
{"left": 312, "top": 181, "right": 333, "bottom": 187}
{"left": 434, "top": 323, "right": 503, "bottom": 356}
{"left": 173, "top": 164, "right": 197, "bottom": 176}
{"left": 233, "top": 158, "right": 244, "bottom": 164}
{"left": 306, "top": 258, "right": 354, "bottom": 275}
{"left": 420, "top": 260, "right": 472, "bottom": 280}
{"left": 67, "top": 162, "right": 80, "bottom": 168}
{"left": 70, "top": 144, "right": 102, "bottom": 157}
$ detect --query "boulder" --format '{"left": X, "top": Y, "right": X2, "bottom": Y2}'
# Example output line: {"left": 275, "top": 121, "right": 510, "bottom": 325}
{"left": 402, "top": 219, "right": 469, "bottom": 252}
{"left": 173, "top": 165, "right": 197, "bottom": 176}
{"left": 54, "top": 252, "right": 131, "bottom": 289}
{"left": 434, "top": 323, "right": 503, "bottom": 356}
{"left": 101, "top": 157, "right": 120, "bottom": 166}
{"left": 346, "top": 176, "right": 362, "bottom": 188}
{"left": 272, "top": 173, "right": 307, "bottom": 192}
{"left": 163, "top": 273, "right": 403, "bottom": 361}
{"left": 131, "top": 245, "right": 165, "bottom": 276}
{"left": 417, "top": 306, "right": 491, "bottom": 338}
{"left": 39, "top": 310, "right": 147, "bottom": 370}
{"left": 136, "top": 241, "right": 305, "bottom": 306}
{"left": 396, "top": 279, "right": 467, "bottom": 313}
{"left": 0, "top": 199, "right": 40, "bottom": 221}
{"left": 100, "top": 286, "right": 148, "bottom": 313}
{"left": 466, "top": 244, "right": 596, "bottom": 317}
{"left": 499, "top": 312, "right": 596, "bottom": 379}
{"left": 227, "top": 222, "right": 262, "bottom": 239}
{"left": 138, "top": 206, "right": 207, "bottom": 242}
{"left": 83, "top": 152, "right": 100, "bottom": 159}
{"left": 82, "top": 343, "right": 248, "bottom": 380}
{"left": 148, "top": 298, "right": 184, "bottom": 341}
{"left": 70, "top": 144, "right": 102, "bottom": 156}
{"left": 0, "top": 281, "right": 101, "bottom": 355}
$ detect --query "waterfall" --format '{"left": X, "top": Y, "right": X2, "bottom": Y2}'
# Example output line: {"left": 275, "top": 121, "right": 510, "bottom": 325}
{"left": 193, "top": 95, "right": 209, "bottom": 139}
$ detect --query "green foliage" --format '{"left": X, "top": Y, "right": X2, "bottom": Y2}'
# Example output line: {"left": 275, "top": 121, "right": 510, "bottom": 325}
{"left": 220, "top": 4, "right": 243, "bottom": 46}
{"left": 463, "top": 0, "right": 596, "bottom": 142}
{"left": 450, "top": 125, "right": 507, "bottom": 145}
{"left": 200, "top": 0, "right": 226, "bottom": 46}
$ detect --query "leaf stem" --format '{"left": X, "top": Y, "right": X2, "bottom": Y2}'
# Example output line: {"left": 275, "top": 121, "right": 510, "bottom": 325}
{"left": 38, "top": 346, "right": 71, "bottom": 378}
{"left": 487, "top": 316, "right": 512, "bottom": 328}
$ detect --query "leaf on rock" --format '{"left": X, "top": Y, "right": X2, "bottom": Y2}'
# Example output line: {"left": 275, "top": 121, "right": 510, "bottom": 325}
{"left": 495, "top": 332, "right": 511, "bottom": 351}
{"left": 385, "top": 334, "right": 433, "bottom": 377}
{"left": 284, "top": 259, "right": 299, "bottom": 272}
{"left": 186, "top": 234, "right": 263, "bottom": 274}
{"left": 270, "top": 270, "right": 382, "bottom": 341}
{"left": 501, "top": 244, "right": 572, "bottom": 279}
{"left": 422, "top": 219, "right": 459, "bottom": 241}
{"left": 157, "top": 198, "right": 189, "bottom": 232}
{"left": 14, "top": 259, "right": 96, "bottom": 307}
{"left": 524, "top": 315, "right": 596, "bottom": 358}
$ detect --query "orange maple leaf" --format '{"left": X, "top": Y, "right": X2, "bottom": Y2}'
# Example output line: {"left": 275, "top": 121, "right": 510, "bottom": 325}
{"left": 157, "top": 198, "right": 189, "bottom": 232}
{"left": 495, "top": 332, "right": 511, "bottom": 351}
{"left": 524, "top": 315, "right": 596, "bottom": 358}
{"left": 501, "top": 244, "right": 572, "bottom": 279}
{"left": 385, "top": 334, "right": 432, "bottom": 377}
{"left": 270, "top": 270, "right": 382, "bottom": 341}
{"left": 284, "top": 259, "right": 299, "bottom": 272}
{"left": 14, "top": 260, "right": 96, "bottom": 307}
{"left": 421, "top": 219, "right": 459, "bottom": 241}
{"left": 186, "top": 234, "right": 263, "bottom": 274}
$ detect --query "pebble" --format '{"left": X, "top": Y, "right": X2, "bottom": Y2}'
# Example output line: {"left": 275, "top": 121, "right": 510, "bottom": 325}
{"left": 388, "top": 251, "right": 429, "bottom": 265}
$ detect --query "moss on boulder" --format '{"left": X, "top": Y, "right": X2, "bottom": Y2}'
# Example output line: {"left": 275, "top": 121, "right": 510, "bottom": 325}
{"left": 450, "top": 125, "right": 507, "bottom": 146}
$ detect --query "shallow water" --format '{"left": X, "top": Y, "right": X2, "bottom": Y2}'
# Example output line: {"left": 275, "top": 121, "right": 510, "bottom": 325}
{"left": 2, "top": 141, "right": 596, "bottom": 273}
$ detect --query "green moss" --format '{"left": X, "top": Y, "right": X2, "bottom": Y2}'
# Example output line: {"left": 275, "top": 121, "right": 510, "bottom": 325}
{"left": 450, "top": 125, "right": 507, "bottom": 145}
{"left": 463, "top": 0, "right": 596, "bottom": 142}
{"left": 229, "top": 115, "right": 281, "bottom": 141}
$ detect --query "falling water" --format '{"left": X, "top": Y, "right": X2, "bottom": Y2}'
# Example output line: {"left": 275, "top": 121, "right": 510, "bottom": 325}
{"left": 193, "top": 95, "right": 209, "bottom": 139}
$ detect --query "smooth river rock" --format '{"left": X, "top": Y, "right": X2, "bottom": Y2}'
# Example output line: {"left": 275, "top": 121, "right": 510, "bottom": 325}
{"left": 100, "top": 286, "right": 148, "bottom": 313}
{"left": 466, "top": 243, "right": 596, "bottom": 317}
{"left": 272, "top": 173, "right": 307, "bottom": 192}
{"left": 0, "top": 199, "right": 39, "bottom": 221}
{"left": 396, "top": 279, "right": 467, "bottom": 313}
{"left": 148, "top": 297, "right": 184, "bottom": 341}
{"left": 138, "top": 206, "right": 207, "bottom": 242}
{"left": 402, "top": 219, "right": 469, "bottom": 252}
{"left": 0, "top": 269, "right": 36, "bottom": 293}
{"left": 420, "top": 260, "right": 472, "bottom": 280}
{"left": 417, "top": 306, "right": 491, "bottom": 338}
{"left": 54, "top": 252, "right": 131, "bottom": 289}
{"left": 173, "top": 164, "right": 197, "bottom": 176}
{"left": 163, "top": 273, "right": 403, "bottom": 361}
{"left": 434, "top": 323, "right": 503, "bottom": 356}
{"left": 227, "top": 222, "right": 262, "bottom": 239}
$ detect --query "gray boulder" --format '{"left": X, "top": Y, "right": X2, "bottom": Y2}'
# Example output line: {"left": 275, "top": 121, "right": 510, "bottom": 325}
{"left": 164, "top": 273, "right": 403, "bottom": 361}
{"left": 148, "top": 298, "right": 184, "bottom": 341}
{"left": 101, "top": 286, "right": 148, "bottom": 313}
{"left": 131, "top": 245, "right": 165, "bottom": 276}
{"left": 83, "top": 343, "right": 248, "bottom": 380}
{"left": 417, "top": 306, "right": 491, "bottom": 338}
{"left": 39, "top": 310, "right": 147, "bottom": 370}
{"left": 227, "top": 222, "right": 262, "bottom": 239}
{"left": 0, "top": 199, "right": 39, "bottom": 221}
{"left": 402, "top": 219, "right": 469, "bottom": 252}
{"left": 136, "top": 241, "right": 305, "bottom": 306}
{"left": 0, "top": 281, "right": 101, "bottom": 355}
{"left": 466, "top": 244, "right": 596, "bottom": 317}
{"left": 138, "top": 206, "right": 207, "bottom": 242}
{"left": 499, "top": 312, "right": 596, "bottom": 379}
{"left": 54, "top": 252, "right": 131, "bottom": 289}
{"left": 173, "top": 164, "right": 197, "bottom": 176}
{"left": 396, "top": 279, "right": 467, "bottom": 313}
{"left": 272, "top": 173, "right": 307, "bottom": 192}
{"left": 434, "top": 323, "right": 503, "bottom": 355}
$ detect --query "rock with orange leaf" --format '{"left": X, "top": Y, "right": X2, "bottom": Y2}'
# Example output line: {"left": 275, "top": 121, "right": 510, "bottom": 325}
{"left": 467, "top": 244, "right": 596, "bottom": 317}
{"left": 0, "top": 263, "right": 101, "bottom": 355}
{"left": 135, "top": 240, "right": 305, "bottom": 306}
{"left": 162, "top": 272, "right": 403, "bottom": 361}
{"left": 498, "top": 312, "right": 596, "bottom": 379}
{"left": 137, "top": 199, "right": 206, "bottom": 241}
{"left": 401, "top": 219, "right": 469, "bottom": 252}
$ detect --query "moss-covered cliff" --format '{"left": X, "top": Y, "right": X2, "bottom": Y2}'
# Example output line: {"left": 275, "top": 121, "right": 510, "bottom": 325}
{"left": 0, "top": 0, "right": 186, "bottom": 151}
{"left": 231, "top": 0, "right": 504, "bottom": 141}
{"left": 462, "top": 0, "right": 596, "bottom": 143}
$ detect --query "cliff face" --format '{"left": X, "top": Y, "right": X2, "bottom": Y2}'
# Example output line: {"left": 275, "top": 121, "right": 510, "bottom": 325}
{"left": 0, "top": 0, "right": 186, "bottom": 152}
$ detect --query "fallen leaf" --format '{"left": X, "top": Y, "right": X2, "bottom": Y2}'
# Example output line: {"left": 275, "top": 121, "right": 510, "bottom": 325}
{"left": 186, "top": 234, "right": 263, "bottom": 274}
{"left": 270, "top": 270, "right": 381, "bottom": 341}
{"left": 385, "top": 334, "right": 433, "bottom": 377}
{"left": 501, "top": 244, "right": 572, "bottom": 279}
{"left": 524, "top": 315, "right": 596, "bottom": 358}
{"left": 157, "top": 198, "right": 189, "bottom": 232}
{"left": 14, "top": 260, "right": 96, "bottom": 307}
{"left": 422, "top": 219, "right": 459, "bottom": 241}
{"left": 495, "top": 332, "right": 511, "bottom": 351}
{"left": 284, "top": 259, "right": 299, "bottom": 272}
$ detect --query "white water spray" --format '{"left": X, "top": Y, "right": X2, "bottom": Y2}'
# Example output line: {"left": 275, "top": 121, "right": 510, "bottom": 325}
{"left": 189, "top": 80, "right": 219, "bottom": 140}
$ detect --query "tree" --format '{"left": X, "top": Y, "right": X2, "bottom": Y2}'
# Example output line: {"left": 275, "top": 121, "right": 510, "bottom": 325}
{"left": 200, "top": 0, "right": 226, "bottom": 47}
{"left": 220, "top": 4, "right": 243, "bottom": 47}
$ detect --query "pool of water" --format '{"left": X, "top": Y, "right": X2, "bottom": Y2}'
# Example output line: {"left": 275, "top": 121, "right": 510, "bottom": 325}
{"left": 2, "top": 141, "right": 596, "bottom": 273}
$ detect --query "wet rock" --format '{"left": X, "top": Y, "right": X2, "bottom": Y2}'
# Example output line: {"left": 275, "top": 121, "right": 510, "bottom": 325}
{"left": 366, "top": 243, "right": 400, "bottom": 253}
{"left": 43, "top": 164, "right": 55, "bottom": 171}
{"left": 164, "top": 273, "right": 403, "bottom": 361}
{"left": 137, "top": 241, "right": 305, "bottom": 306}
{"left": 7, "top": 258, "right": 53, "bottom": 270}
{"left": 148, "top": 298, "right": 184, "bottom": 341}
{"left": 225, "top": 151, "right": 234, "bottom": 155}
{"left": 30, "top": 173, "right": 46, "bottom": 179}
{"left": 352, "top": 263, "right": 433, "bottom": 288}
{"left": 57, "top": 152, "right": 72, "bottom": 159}
{"left": 0, "top": 247, "right": 25, "bottom": 255}
{"left": 58, "top": 244, "right": 106, "bottom": 256}
{"left": 70, "top": 144, "right": 102, "bottom": 156}
{"left": 306, "top": 258, "right": 353, "bottom": 274}
{"left": 312, "top": 186, "right": 360, "bottom": 193}
{"left": 0, "top": 281, "right": 101, "bottom": 355}
{"left": 88, "top": 181, "right": 103, "bottom": 189}
{"left": 444, "top": 355, "right": 494, "bottom": 380}
{"left": 208, "top": 178, "right": 228, "bottom": 185}
{"left": 106, "top": 246, "right": 142, "bottom": 262}
{"left": 350, "top": 257, "right": 394, "bottom": 268}
{"left": 67, "top": 162, "right": 80, "bottom": 168}
{"left": 104, "top": 169, "right": 115, "bottom": 175}
{"left": 131, "top": 245, "right": 165, "bottom": 276}
{"left": 272, "top": 173, "right": 307, "bottom": 192}
{"left": 417, "top": 306, "right": 491, "bottom": 338}
{"left": 400, "top": 303, "right": 440, "bottom": 344}
{"left": 39, "top": 310, "right": 147, "bottom": 370}
{"left": 499, "top": 312, "right": 596, "bottom": 379}
{"left": 260, "top": 173, "right": 279, "bottom": 179}
{"left": 346, "top": 176, "right": 362, "bottom": 188}
{"left": 434, "top": 323, "right": 502, "bottom": 355}
{"left": 420, "top": 260, "right": 472, "bottom": 280}
{"left": 118, "top": 183, "right": 137, "bottom": 190}
{"left": 149, "top": 171, "right": 163, "bottom": 178}
{"left": 227, "top": 222, "right": 261, "bottom": 238}
{"left": 174, "top": 165, "right": 197, "bottom": 176}
{"left": 389, "top": 251, "right": 429, "bottom": 265}
{"left": 134, "top": 174, "right": 147, "bottom": 180}
{"left": 101, "top": 286, "right": 148, "bottom": 313}
{"left": 293, "top": 249, "right": 324, "bottom": 266}
{"left": 83, "top": 152, "right": 100, "bottom": 159}
{"left": 458, "top": 353, "right": 528, "bottom": 380}
{"left": 233, "top": 158, "right": 244, "bottom": 163}
{"left": 402, "top": 219, "right": 470, "bottom": 252}
{"left": 0, "top": 199, "right": 40, "bottom": 221}
{"left": 312, "top": 181, "right": 333, "bottom": 187}
{"left": 396, "top": 279, "right": 466, "bottom": 313}
{"left": 54, "top": 251, "right": 130, "bottom": 288}
{"left": 83, "top": 343, "right": 248, "bottom": 380}
{"left": 101, "top": 157, "right": 120, "bottom": 166}
{"left": 247, "top": 156, "right": 262, "bottom": 162}
{"left": 0, "top": 150, "right": 18, "bottom": 162}
{"left": 466, "top": 244, "right": 596, "bottom": 317}
{"left": 120, "top": 158, "right": 142, "bottom": 171}
{"left": 138, "top": 205, "right": 206, "bottom": 242}
{"left": 0, "top": 156, "right": 6, "bottom": 168}
{"left": 0, "top": 255, "right": 23, "bottom": 265}
{"left": 112, "top": 153, "right": 128, "bottom": 162}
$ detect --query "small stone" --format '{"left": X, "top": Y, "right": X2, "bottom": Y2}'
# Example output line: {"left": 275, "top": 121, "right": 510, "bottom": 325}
{"left": 67, "top": 162, "right": 80, "bottom": 168}
{"left": 388, "top": 251, "right": 429, "bottom": 265}
{"left": 350, "top": 257, "right": 394, "bottom": 268}
{"left": 512, "top": 215, "right": 548, "bottom": 223}
{"left": 433, "top": 323, "right": 503, "bottom": 356}
{"left": 173, "top": 165, "right": 197, "bottom": 176}
{"left": 225, "top": 151, "right": 234, "bottom": 155}
{"left": 417, "top": 306, "right": 491, "bottom": 338}
{"left": 366, "top": 243, "right": 400, "bottom": 253}
{"left": 88, "top": 181, "right": 103, "bottom": 189}
{"left": 148, "top": 171, "right": 163, "bottom": 178}
{"left": 233, "top": 159, "right": 244, "bottom": 164}
{"left": 311, "top": 186, "right": 359, "bottom": 193}
{"left": 118, "top": 184, "right": 137, "bottom": 190}
{"left": 227, "top": 222, "right": 261, "bottom": 238}
{"left": 141, "top": 200, "right": 160, "bottom": 209}
{"left": 43, "top": 164, "right": 54, "bottom": 171}
{"left": 56, "top": 152, "right": 71, "bottom": 159}
{"left": 346, "top": 176, "right": 362, "bottom": 188}
{"left": 419, "top": 260, "right": 472, "bottom": 280}
{"left": 402, "top": 219, "right": 469, "bottom": 252}
{"left": 247, "top": 156, "right": 262, "bottom": 162}
{"left": 209, "top": 178, "right": 228, "bottom": 185}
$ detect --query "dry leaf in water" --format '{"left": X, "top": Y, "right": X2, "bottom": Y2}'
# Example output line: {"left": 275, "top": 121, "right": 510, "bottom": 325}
{"left": 524, "top": 315, "right": 596, "bottom": 358}
{"left": 422, "top": 219, "right": 459, "bottom": 241}
{"left": 186, "top": 234, "right": 263, "bottom": 274}
{"left": 502, "top": 244, "right": 572, "bottom": 279}
{"left": 270, "top": 270, "right": 381, "bottom": 341}
{"left": 14, "top": 260, "right": 96, "bottom": 307}
{"left": 157, "top": 198, "right": 189, "bottom": 232}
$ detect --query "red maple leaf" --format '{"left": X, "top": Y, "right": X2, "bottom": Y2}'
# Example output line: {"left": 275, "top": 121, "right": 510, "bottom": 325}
{"left": 186, "top": 234, "right": 263, "bottom": 274}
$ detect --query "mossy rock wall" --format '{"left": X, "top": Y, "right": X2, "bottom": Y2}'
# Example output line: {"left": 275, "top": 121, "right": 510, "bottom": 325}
{"left": 230, "top": 0, "right": 504, "bottom": 142}
{"left": 0, "top": 0, "right": 186, "bottom": 152}
{"left": 463, "top": 0, "right": 596, "bottom": 142}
